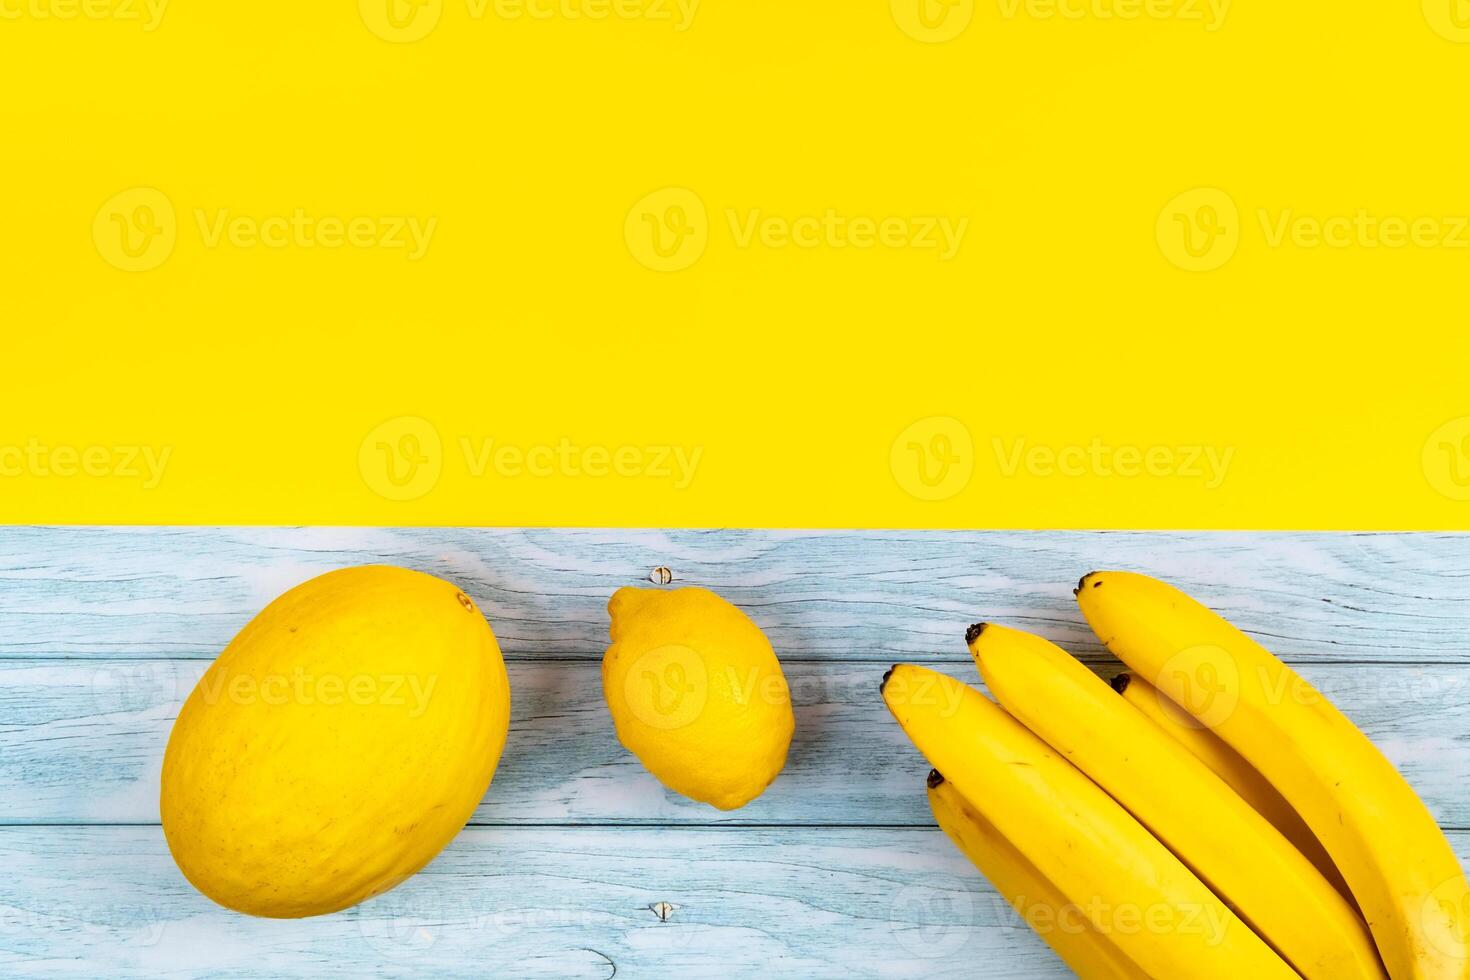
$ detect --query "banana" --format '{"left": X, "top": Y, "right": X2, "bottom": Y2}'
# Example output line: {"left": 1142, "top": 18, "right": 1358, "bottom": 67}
{"left": 928, "top": 771, "right": 1151, "bottom": 980}
{"left": 1077, "top": 571, "right": 1470, "bottom": 980}
{"left": 881, "top": 663, "right": 1298, "bottom": 980}
{"left": 1111, "top": 670, "right": 1353, "bottom": 902}
{"left": 968, "top": 623, "right": 1383, "bottom": 980}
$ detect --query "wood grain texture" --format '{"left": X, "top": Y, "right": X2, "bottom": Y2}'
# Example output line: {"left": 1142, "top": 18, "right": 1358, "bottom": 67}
{"left": 12, "top": 825, "right": 1467, "bottom": 980}
{"left": 2, "top": 528, "right": 1468, "bottom": 977}
{"left": 2, "top": 528, "right": 1468, "bottom": 662}
{"left": 6, "top": 658, "right": 1469, "bottom": 828}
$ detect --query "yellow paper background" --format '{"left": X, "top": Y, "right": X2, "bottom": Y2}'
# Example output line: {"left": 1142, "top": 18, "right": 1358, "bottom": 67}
{"left": 2, "top": 0, "right": 1468, "bottom": 527}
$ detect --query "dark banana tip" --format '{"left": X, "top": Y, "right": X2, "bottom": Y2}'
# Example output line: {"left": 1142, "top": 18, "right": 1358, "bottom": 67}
{"left": 1110, "top": 672, "right": 1131, "bottom": 694}
{"left": 1075, "top": 571, "right": 1103, "bottom": 596}
{"left": 964, "top": 622, "right": 987, "bottom": 645}
{"left": 880, "top": 665, "right": 897, "bottom": 693}
{"left": 927, "top": 769, "right": 945, "bottom": 789}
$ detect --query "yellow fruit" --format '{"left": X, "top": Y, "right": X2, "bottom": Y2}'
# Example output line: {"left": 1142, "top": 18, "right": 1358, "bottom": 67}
{"left": 927, "top": 771, "right": 1151, "bottom": 980}
{"left": 602, "top": 586, "right": 794, "bottom": 810}
{"left": 160, "top": 565, "right": 511, "bottom": 918}
{"left": 881, "top": 663, "right": 1297, "bottom": 980}
{"left": 968, "top": 623, "right": 1384, "bottom": 980}
{"left": 1078, "top": 570, "right": 1470, "bottom": 980}
{"left": 1112, "top": 670, "right": 1353, "bottom": 902}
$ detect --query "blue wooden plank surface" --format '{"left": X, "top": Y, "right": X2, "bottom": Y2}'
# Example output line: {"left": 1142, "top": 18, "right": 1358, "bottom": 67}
{"left": 5, "top": 659, "right": 1469, "bottom": 828}
{"left": 3, "top": 528, "right": 1468, "bottom": 662}
{"left": 1, "top": 528, "right": 1467, "bottom": 977}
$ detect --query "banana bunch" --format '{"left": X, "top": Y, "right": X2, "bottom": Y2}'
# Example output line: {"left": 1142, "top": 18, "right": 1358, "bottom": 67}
{"left": 883, "top": 571, "right": 1470, "bottom": 980}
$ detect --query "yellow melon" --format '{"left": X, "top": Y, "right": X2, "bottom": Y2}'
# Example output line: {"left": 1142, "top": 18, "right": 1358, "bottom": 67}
{"left": 160, "top": 565, "right": 510, "bottom": 917}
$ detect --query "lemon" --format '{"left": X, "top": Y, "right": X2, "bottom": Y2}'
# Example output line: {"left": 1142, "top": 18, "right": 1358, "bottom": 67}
{"left": 160, "top": 565, "right": 511, "bottom": 917}
{"left": 602, "top": 586, "right": 795, "bottom": 810}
